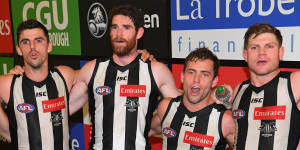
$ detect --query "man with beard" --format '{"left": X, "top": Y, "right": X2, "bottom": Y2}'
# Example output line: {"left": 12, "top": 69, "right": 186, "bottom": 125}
{"left": 0, "top": 19, "right": 76, "bottom": 149}
{"left": 152, "top": 48, "right": 235, "bottom": 150}
{"left": 69, "top": 4, "right": 181, "bottom": 150}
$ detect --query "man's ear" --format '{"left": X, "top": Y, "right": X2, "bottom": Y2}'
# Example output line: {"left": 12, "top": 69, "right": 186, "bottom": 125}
{"left": 279, "top": 46, "right": 284, "bottom": 60}
{"left": 47, "top": 41, "right": 53, "bottom": 53}
{"left": 212, "top": 76, "right": 219, "bottom": 88}
{"left": 16, "top": 46, "right": 23, "bottom": 56}
{"left": 181, "top": 71, "right": 184, "bottom": 84}
{"left": 243, "top": 49, "right": 248, "bottom": 63}
{"left": 136, "top": 27, "right": 144, "bottom": 40}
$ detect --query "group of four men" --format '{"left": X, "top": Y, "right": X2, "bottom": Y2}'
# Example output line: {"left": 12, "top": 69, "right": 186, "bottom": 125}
{"left": 0, "top": 3, "right": 299, "bottom": 150}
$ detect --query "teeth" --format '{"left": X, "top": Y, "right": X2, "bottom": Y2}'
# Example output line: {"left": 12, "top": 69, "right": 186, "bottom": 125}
{"left": 191, "top": 87, "right": 200, "bottom": 92}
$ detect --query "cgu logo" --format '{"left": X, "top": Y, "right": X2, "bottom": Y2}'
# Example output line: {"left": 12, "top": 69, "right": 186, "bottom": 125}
{"left": 162, "top": 127, "right": 176, "bottom": 138}
{"left": 232, "top": 109, "right": 246, "bottom": 119}
{"left": 23, "top": 0, "right": 68, "bottom": 30}
{"left": 17, "top": 103, "right": 35, "bottom": 113}
{"left": 95, "top": 86, "right": 112, "bottom": 95}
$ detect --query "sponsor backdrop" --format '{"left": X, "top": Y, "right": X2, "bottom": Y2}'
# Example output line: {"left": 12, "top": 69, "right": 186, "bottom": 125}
{"left": 0, "top": 0, "right": 13, "bottom": 53}
{"left": 0, "top": 0, "right": 300, "bottom": 150}
{"left": 10, "top": 0, "right": 82, "bottom": 55}
{"left": 171, "top": 0, "right": 300, "bottom": 61}
{"left": 79, "top": 0, "right": 170, "bottom": 58}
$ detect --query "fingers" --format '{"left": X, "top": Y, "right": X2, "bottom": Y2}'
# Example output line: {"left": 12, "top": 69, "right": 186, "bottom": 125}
{"left": 8, "top": 65, "right": 24, "bottom": 75}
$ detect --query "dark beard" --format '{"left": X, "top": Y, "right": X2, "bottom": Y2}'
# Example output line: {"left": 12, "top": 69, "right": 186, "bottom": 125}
{"left": 111, "top": 38, "right": 136, "bottom": 57}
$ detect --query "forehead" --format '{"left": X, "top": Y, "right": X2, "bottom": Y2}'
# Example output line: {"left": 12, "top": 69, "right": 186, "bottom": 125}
{"left": 186, "top": 59, "right": 214, "bottom": 71}
{"left": 248, "top": 32, "right": 278, "bottom": 44}
{"left": 112, "top": 15, "right": 134, "bottom": 26}
{"left": 19, "top": 28, "right": 46, "bottom": 41}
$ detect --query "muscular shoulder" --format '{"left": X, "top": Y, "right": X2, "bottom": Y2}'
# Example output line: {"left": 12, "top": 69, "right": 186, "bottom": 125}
{"left": 157, "top": 97, "right": 172, "bottom": 120}
{"left": 151, "top": 61, "right": 181, "bottom": 98}
{"left": 290, "top": 71, "right": 300, "bottom": 110}
{"left": 0, "top": 74, "right": 14, "bottom": 104}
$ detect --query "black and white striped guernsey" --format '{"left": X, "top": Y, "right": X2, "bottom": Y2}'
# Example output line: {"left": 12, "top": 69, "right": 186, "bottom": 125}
{"left": 88, "top": 55, "right": 160, "bottom": 150}
{"left": 232, "top": 72, "right": 300, "bottom": 150}
{"left": 6, "top": 68, "right": 70, "bottom": 150}
{"left": 161, "top": 96, "right": 227, "bottom": 150}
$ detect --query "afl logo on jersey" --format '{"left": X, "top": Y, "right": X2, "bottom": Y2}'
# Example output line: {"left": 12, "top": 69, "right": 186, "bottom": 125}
{"left": 17, "top": 103, "right": 35, "bottom": 113}
{"left": 96, "top": 86, "right": 112, "bottom": 95}
{"left": 233, "top": 109, "right": 246, "bottom": 119}
{"left": 162, "top": 127, "right": 176, "bottom": 138}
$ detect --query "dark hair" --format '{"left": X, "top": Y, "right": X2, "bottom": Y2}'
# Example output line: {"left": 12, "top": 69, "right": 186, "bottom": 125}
{"left": 109, "top": 4, "right": 144, "bottom": 31}
{"left": 244, "top": 23, "right": 282, "bottom": 50}
{"left": 184, "top": 48, "right": 220, "bottom": 78}
{"left": 17, "top": 19, "right": 49, "bottom": 44}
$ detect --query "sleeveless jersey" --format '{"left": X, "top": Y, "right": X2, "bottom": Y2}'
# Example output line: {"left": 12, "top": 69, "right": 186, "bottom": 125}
{"left": 162, "top": 96, "right": 227, "bottom": 150}
{"left": 232, "top": 72, "right": 300, "bottom": 150}
{"left": 88, "top": 56, "right": 160, "bottom": 150}
{"left": 6, "top": 68, "right": 70, "bottom": 150}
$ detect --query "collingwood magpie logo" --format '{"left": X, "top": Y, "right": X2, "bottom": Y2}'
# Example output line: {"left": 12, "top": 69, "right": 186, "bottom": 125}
{"left": 259, "top": 122, "right": 277, "bottom": 137}
{"left": 125, "top": 98, "right": 140, "bottom": 112}
{"left": 50, "top": 112, "right": 63, "bottom": 126}
{"left": 87, "top": 2, "right": 108, "bottom": 38}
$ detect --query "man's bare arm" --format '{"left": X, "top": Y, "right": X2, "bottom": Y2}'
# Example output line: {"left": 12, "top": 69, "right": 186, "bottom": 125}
{"left": 69, "top": 60, "right": 96, "bottom": 115}
{"left": 151, "top": 61, "right": 182, "bottom": 98}
{"left": 291, "top": 71, "right": 300, "bottom": 110}
{"left": 222, "top": 110, "right": 235, "bottom": 148}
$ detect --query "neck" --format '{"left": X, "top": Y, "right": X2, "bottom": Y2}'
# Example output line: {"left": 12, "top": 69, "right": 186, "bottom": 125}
{"left": 183, "top": 94, "right": 214, "bottom": 112}
{"left": 250, "top": 69, "right": 280, "bottom": 87}
{"left": 24, "top": 64, "right": 49, "bottom": 82}
{"left": 112, "top": 49, "right": 138, "bottom": 66}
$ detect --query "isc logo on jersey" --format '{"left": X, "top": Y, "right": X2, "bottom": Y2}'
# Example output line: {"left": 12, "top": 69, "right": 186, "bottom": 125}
{"left": 162, "top": 127, "right": 176, "bottom": 138}
{"left": 232, "top": 109, "right": 246, "bottom": 119}
{"left": 17, "top": 103, "right": 35, "bottom": 113}
{"left": 95, "top": 86, "right": 112, "bottom": 95}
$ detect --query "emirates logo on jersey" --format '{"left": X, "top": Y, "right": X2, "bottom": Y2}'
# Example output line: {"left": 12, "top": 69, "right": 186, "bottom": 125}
{"left": 254, "top": 105, "right": 286, "bottom": 120}
{"left": 42, "top": 96, "right": 66, "bottom": 113}
{"left": 96, "top": 86, "right": 112, "bottom": 95}
{"left": 120, "top": 85, "right": 146, "bottom": 97}
{"left": 183, "top": 131, "right": 214, "bottom": 148}
{"left": 162, "top": 127, "right": 176, "bottom": 138}
{"left": 17, "top": 103, "right": 35, "bottom": 113}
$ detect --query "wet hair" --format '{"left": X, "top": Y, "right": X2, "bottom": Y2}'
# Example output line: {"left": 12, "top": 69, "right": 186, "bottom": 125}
{"left": 244, "top": 23, "right": 282, "bottom": 50}
{"left": 184, "top": 47, "right": 220, "bottom": 78}
{"left": 109, "top": 4, "right": 144, "bottom": 31}
{"left": 17, "top": 19, "right": 49, "bottom": 44}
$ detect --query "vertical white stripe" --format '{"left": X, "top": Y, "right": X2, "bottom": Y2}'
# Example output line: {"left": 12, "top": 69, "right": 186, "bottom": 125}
{"left": 34, "top": 85, "right": 54, "bottom": 150}
{"left": 232, "top": 83, "right": 248, "bottom": 150}
{"left": 93, "top": 60, "right": 109, "bottom": 150}
{"left": 244, "top": 91, "right": 264, "bottom": 150}
{"left": 112, "top": 69, "right": 129, "bottom": 150}
{"left": 162, "top": 101, "right": 180, "bottom": 150}
{"left": 135, "top": 60, "right": 151, "bottom": 149}
{"left": 51, "top": 72, "right": 70, "bottom": 150}
{"left": 177, "top": 116, "right": 196, "bottom": 150}
{"left": 14, "top": 76, "right": 30, "bottom": 149}
{"left": 274, "top": 78, "right": 291, "bottom": 149}
{"left": 204, "top": 109, "right": 220, "bottom": 150}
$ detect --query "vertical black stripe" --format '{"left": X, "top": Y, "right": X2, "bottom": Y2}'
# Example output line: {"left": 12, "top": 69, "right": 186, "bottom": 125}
{"left": 257, "top": 77, "right": 278, "bottom": 150}
{"left": 124, "top": 62, "right": 139, "bottom": 150}
{"left": 87, "top": 59, "right": 100, "bottom": 149}
{"left": 167, "top": 105, "right": 184, "bottom": 150}
{"left": 23, "top": 77, "right": 42, "bottom": 150}
{"left": 46, "top": 76, "right": 63, "bottom": 150}
{"left": 236, "top": 86, "right": 252, "bottom": 150}
{"left": 144, "top": 61, "right": 160, "bottom": 150}
{"left": 190, "top": 107, "right": 211, "bottom": 150}
{"left": 103, "top": 61, "right": 116, "bottom": 150}
{"left": 285, "top": 72, "right": 300, "bottom": 149}
{"left": 7, "top": 76, "right": 18, "bottom": 149}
